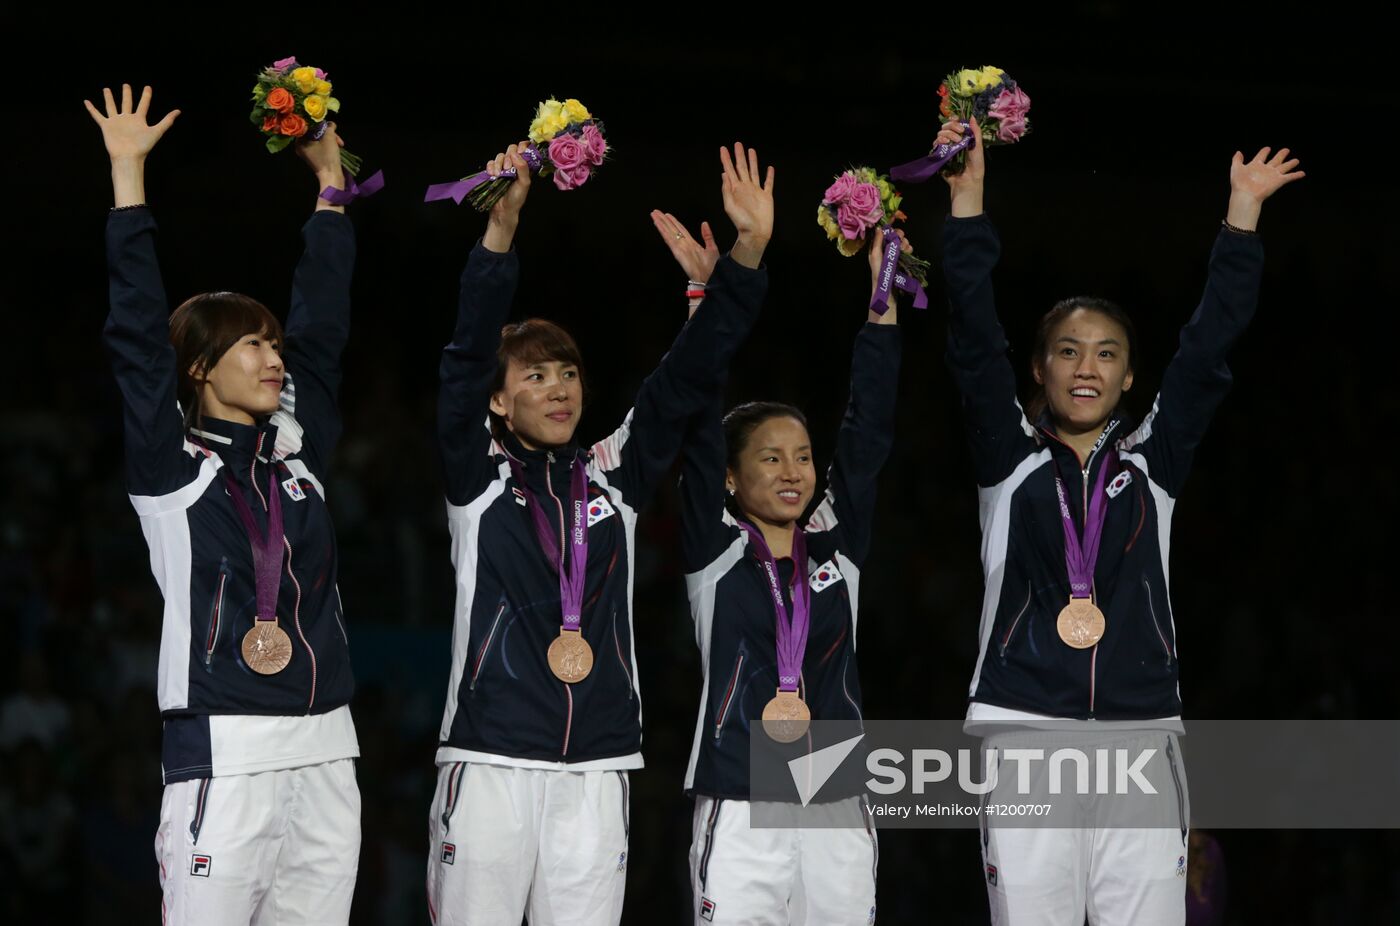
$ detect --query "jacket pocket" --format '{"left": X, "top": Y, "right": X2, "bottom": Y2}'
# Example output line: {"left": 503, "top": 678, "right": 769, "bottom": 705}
{"left": 612, "top": 608, "right": 634, "bottom": 700}
{"left": 469, "top": 599, "right": 509, "bottom": 692}
{"left": 334, "top": 587, "right": 349, "bottom": 647}
{"left": 203, "top": 558, "right": 230, "bottom": 671}
{"left": 998, "top": 584, "right": 1033, "bottom": 662}
{"left": 713, "top": 651, "right": 745, "bottom": 741}
{"left": 1142, "top": 579, "right": 1173, "bottom": 666}
{"left": 440, "top": 762, "right": 467, "bottom": 835}
{"left": 1166, "top": 735, "right": 1188, "bottom": 843}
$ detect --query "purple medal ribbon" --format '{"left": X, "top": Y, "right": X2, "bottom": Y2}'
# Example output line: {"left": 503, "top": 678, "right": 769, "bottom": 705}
{"left": 508, "top": 455, "right": 589, "bottom": 631}
{"left": 739, "top": 523, "right": 811, "bottom": 693}
{"left": 220, "top": 462, "right": 285, "bottom": 623}
{"left": 1053, "top": 451, "right": 1116, "bottom": 599}
{"left": 869, "top": 226, "right": 929, "bottom": 314}
{"left": 889, "top": 122, "right": 977, "bottom": 184}
{"left": 319, "top": 169, "right": 386, "bottom": 206}
{"left": 425, "top": 144, "right": 545, "bottom": 205}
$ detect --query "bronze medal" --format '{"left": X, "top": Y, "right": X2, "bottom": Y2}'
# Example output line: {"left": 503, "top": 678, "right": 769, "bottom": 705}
{"left": 242, "top": 620, "right": 293, "bottom": 675}
{"left": 547, "top": 628, "right": 594, "bottom": 683}
{"left": 1056, "top": 598, "right": 1106, "bottom": 649}
{"left": 761, "top": 689, "right": 812, "bottom": 743}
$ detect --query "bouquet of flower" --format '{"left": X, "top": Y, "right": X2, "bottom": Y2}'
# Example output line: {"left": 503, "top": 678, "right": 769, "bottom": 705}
{"left": 249, "top": 56, "right": 363, "bottom": 175}
{"left": 817, "top": 167, "right": 929, "bottom": 312}
{"left": 424, "top": 97, "right": 608, "bottom": 209}
{"left": 891, "top": 65, "right": 1031, "bottom": 182}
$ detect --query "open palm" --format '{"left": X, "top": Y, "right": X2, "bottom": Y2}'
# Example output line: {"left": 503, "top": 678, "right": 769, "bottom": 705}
{"left": 1230, "top": 147, "right": 1304, "bottom": 202}
{"left": 84, "top": 84, "right": 179, "bottom": 161}
{"left": 720, "top": 142, "right": 775, "bottom": 242}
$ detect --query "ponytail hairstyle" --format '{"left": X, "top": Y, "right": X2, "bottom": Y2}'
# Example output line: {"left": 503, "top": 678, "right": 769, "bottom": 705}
{"left": 1024, "top": 296, "right": 1138, "bottom": 424}
{"left": 168, "top": 292, "right": 285, "bottom": 430}
{"left": 721, "top": 401, "right": 809, "bottom": 519}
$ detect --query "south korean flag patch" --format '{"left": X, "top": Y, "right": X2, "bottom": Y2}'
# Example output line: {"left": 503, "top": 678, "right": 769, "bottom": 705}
{"left": 586, "top": 494, "right": 616, "bottom": 527}
{"left": 282, "top": 477, "right": 306, "bottom": 501}
{"left": 1106, "top": 468, "right": 1133, "bottom": 499}
{"left": 809, "top": 559, "right": 843, "bottom": 593}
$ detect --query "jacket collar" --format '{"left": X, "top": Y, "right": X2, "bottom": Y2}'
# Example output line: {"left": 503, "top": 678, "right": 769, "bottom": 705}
{"left": 189, "top": 415, "right": 280, "bottom": 478}
{"left": 1034, "top": 410, "right": 1133, "bottom": 472}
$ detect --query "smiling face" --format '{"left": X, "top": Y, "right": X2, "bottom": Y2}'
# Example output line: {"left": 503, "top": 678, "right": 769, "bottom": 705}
{"left": 726, "top": 415, "right": 816, "bottom": 531}
{"left": 490, "top": 358, "right": 583, "bottom": 449}
{"left": 190, "top": 329, "right": 285, "bottom": 425}
{"left": 1033, "top": 307, "right": 1134, "bottom": 437}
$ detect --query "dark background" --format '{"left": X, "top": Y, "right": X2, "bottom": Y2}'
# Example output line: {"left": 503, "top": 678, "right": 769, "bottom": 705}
{"left": 3, "top": 14, "right": 1397, "bottom": 925}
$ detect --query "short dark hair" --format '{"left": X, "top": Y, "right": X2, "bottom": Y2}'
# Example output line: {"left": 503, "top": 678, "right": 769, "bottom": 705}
{"left": 1025, "top": 296, "right": 1138, "bottom": 423}
{"left": 169, "top": 292, "right": 284, "bottom": 429}
{"left": 489, "top": 318, "right": 587, "bottom": 440}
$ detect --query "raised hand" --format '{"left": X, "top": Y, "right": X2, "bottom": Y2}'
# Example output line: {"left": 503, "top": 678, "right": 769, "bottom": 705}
{"left": 1226, "top": 147, "right": 1304, "bottom": 231}
{"left": 719, "top": 142, "right": 775, "bottom": 269}
{"left": 867, "top": 228, "right": 913, "bottom": 323}
{"left": 84, "top": 84, "right": 180, "bottom": 207}
{"left": 84, "top": 84, "right": 180, "bottom": 163}
{"left": 934, "top": 117, "right": 985, "bottom": 218}
{"left": 483, "top": 140, "right": 533, "bottom": 253}
{"left": 650, "top": 210, "right": 719, "bottom": 284}
{"left": 296, "top": 122, "right": 346, "bottom": 183}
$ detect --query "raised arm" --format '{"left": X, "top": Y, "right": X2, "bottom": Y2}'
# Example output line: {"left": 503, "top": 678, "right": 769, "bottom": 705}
{"left": 280, "top": 125, "right": 357, "bottom": 476}
{"left": 1123, "top": 146, "right": 1303, "bottom": 495}
{"left": 87, "top": 84, "right": 191, "bottom": 496}
{"left": 805, "top": 234, "right": 906, "bottom": 565}
{"left": 437, "top": 142, "right": 532, "bottom": 505}
{"left": 937, "top": 117, "right": 1038, "bottom": 486}
{"left": 593, "top": 143, "right": 773, "bottom": 509}
{"left": 651, "top": 209, "right": 735, "bottom": 572}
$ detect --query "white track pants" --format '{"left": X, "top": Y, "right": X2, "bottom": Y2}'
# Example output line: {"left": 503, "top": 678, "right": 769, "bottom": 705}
{"left": 689, "top": 796, "right": 878, "bottom": 925}
{"left": 426, "top": 763, "right": 630, "bottom": 925}
{"left": 155, "top": 759, "right": 361, "bottom": 926}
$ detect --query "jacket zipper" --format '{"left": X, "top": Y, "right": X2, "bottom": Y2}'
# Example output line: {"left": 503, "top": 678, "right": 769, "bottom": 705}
{"left": 544, "top": 452, "right": 567, "bottom": 573}
{"left": 1143, "top": 578, "right": 1173, "bottom": 666}
{"left": 1052, "top": 423, "right": 1114, "bottom": 717}
{"left": 1083, "top": 458, "right": 1097, "bottom": 715}
{"left": 546, "top": 452, "right": 575, "bottom": 758}
{"left": 252, "top": 435, "right": 317, "bottom": 712}
{"left": 204, "top": 558, "right": 229, "bottom": 668}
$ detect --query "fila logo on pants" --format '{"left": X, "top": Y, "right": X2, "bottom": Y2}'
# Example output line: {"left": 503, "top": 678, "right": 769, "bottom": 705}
{"left": 441, "top": 843, "right": 456, "bottom": 865}
{"left": 700, "top": 897, "right": 716, "bottom": 921}
{"left": 190, "top": 854, "right": 212, "bottom": 877}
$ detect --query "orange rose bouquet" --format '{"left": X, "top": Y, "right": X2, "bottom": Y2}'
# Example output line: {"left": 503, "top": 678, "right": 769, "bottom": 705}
{"left": 249, "top": 56, "right": 363, "bottom": 175}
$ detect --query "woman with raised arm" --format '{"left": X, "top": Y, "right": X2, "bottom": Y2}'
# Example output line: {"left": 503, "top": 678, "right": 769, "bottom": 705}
{"left": 650, "top": 209, "right": 909, "bottom": 925}
{"left": 427, "top": 142, "right": 774, "bottom": 925}
{"left": 937, "top": 117, "right": 1301, "bottom": 925}
{"left": 87, "top": 84, "right": 366, "bottom": 925}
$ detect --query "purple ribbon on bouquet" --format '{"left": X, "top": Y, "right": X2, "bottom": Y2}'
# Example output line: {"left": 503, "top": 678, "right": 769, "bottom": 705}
{"left": 318, "top": 169, "right": 386, "bottom": 205}
{"left": 889, "top": 121, "right": 977, "bottom": 184}
{"left": 424, "top": 144, "right": 545, "bottom": 204}
{"left": 869, "top": 226, "right": 928, "bottom": 315}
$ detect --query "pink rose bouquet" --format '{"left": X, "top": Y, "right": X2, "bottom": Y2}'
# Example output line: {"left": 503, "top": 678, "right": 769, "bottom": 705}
{"left": 892, "top": 65, "right": 1032, "bottom": 182}
{"left": 425, "top": 97, "right": 609, "bottom": 210}
{"left": 817, "top": 166, "right": 930, "bottom": 313}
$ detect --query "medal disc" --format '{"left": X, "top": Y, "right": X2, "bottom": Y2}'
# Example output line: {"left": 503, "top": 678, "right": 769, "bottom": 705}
{"left": 548, "top": 629, "right": 594, "bottom": 683}
{"left": 1056, "top": 598, "right": 1106, "bottom": 649}
{"left": 242, "top": 621, "right": 293, "bottom": 675}
{"left": 761, "top": 690, "right": 811, "bottom": 743}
